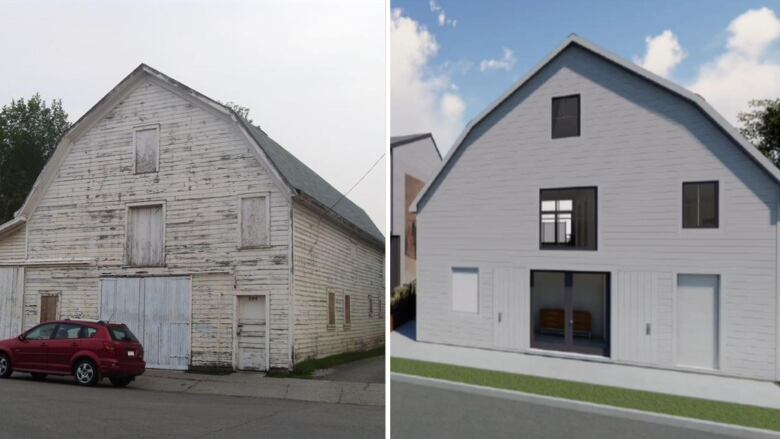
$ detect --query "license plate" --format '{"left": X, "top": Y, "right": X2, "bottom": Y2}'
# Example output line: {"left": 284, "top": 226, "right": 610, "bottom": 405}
{"left": 127, "top": 351, "right": 135, "bottom": 357}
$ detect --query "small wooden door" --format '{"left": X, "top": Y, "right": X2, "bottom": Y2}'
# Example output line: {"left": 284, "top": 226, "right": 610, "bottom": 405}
{"left": 237, "top": 295, "right": 268, "bottom": 371}
{"left": 40, "top": 295, "right": 59, "bottom": 322}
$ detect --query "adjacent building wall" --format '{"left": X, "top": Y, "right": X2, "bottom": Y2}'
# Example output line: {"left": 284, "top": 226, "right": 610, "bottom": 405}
{"left": 417, "top": 45, "right": 779, "bottom": 380}
{"left": 292, "top": 200, "right": 384, "bottom": 362}
{"left": 0, "top": 225, "right": 26, "bottom": 261}
{"left": 391, "top": 137, "right": 441, "bottom": 289}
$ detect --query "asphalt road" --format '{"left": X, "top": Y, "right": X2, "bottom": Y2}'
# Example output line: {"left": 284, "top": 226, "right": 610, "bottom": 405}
{"left": 315, "top": 355, "right": 385, "bottom": 383}
{"left": 0, "top": 375, "right": 384, "bottom": 439}
{"left": 391, "top": 378, "right": 745, "bottom": 439}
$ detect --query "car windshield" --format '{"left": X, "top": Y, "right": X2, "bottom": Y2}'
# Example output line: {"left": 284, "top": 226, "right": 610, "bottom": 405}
{"left": 108, "top": 325, "right": 139, "bottom": 342}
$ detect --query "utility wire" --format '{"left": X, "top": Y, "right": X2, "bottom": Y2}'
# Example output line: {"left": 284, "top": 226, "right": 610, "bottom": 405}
{"left": 308, "top": 151, "right": 385, "bottom": 253}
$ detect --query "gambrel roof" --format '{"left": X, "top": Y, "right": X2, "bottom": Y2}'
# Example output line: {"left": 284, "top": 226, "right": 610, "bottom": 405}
{"left": 0, "top": 64, "right": 383, "bottom": 245}
{"left": 412, "top": 34, "right": 780, "bottom": 213}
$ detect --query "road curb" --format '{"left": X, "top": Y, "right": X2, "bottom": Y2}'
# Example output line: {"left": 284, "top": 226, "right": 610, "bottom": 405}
{"left": 392, "top": 373, "right": 780, "bottom": 439}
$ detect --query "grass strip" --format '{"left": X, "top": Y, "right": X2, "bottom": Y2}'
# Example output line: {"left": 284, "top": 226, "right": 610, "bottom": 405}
{"left": 269, "top": 346, "right": 385, "bottom": 378}
{"left": 392, "top": 357, "right": 780, "bottom": 432}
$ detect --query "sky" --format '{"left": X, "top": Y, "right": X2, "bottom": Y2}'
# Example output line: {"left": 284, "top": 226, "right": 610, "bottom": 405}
{"left": 0, "top": 0, "right": 386, "bottom": 233}
{"left": 391, "top": 0, "right": 780, "bottom": 155}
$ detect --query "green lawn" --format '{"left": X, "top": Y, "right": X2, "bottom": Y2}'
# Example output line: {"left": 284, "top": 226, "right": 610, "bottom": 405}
{"left": 268, "top": 346, "right": 385, "bottom": 378}
{"left": 392, "top": 357, "right": 780, "bottom": 432}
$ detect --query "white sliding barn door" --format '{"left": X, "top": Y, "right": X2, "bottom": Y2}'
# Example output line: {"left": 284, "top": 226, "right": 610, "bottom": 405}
{"left": 101, "top": 276, "right": 191, "bottom": 370}
{"left": 493, "top": 267, "right": 529, "bottom": 351}
{"left": 0, "top": 267, "right": 23, "bottom": 340}
{"left": 613, "top": 271, "right": 657, "bottom": 365}
{"left": 676, "top": 274, "right": 719, "bottom": 370}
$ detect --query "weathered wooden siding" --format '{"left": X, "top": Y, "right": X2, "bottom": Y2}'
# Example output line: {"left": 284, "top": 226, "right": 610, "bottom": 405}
{"left": 191, "top": 273, "right": 235, "bottom": 367}
{"left": 417, "top": 45, "right": 779, "bottom": 380}
{"left": 0, "top": 225, "right": 26, "bottom": 261}
{"left": 23, "top": 267, "right": 99, "bottom": 327}
{"left": 20, "top": 78, "right": 292, "bottom": 369}
{"left": 292, "top": 201, "right": 384, "bottom": 362}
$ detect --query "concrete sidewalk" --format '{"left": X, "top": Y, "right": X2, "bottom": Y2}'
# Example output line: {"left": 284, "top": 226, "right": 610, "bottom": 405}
{"left": 132, "top": 369, "right": 384, "bottom": 406}
{"left": 392, "top": 321, "right": 780, "bottom": 409}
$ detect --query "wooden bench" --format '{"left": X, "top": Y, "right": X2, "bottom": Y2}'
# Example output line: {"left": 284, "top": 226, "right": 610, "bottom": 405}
{"left": 539, "top": 308, "right": 592, "bottom": 338}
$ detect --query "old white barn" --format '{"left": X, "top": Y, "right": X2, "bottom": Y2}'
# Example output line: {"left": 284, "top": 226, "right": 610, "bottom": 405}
{"left": 0, "top": 64, "right": 385, "bottom": 371}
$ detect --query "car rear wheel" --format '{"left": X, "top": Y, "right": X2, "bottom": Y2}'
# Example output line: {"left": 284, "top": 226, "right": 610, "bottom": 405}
{"left": 0, "top": 354, "right": 11, "bottom": 378}
{"left": 30, "top": 373, "right": 47, "bottom": 380}
{"left": 109, "top": 377, "right": 133, "bottom": 388}
{"left": 74, "top": 359, "right": 100, "bottom": 386}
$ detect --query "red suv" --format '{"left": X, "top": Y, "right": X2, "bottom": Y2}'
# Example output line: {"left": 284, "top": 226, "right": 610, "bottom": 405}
{"left": 0, "top": 319, "right": 145, "bottom": 387}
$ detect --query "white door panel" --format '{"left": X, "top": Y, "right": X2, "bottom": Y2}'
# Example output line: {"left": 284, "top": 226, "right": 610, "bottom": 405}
{"left": 0, "top": 267, "right": 23, "bottom": 340}
{"left": 101, "top": 276, "right": 191, "bottom": 370}
{"left": 237, "top": 295, "right": 267, "bottom": 371}
{"left": 676, "top": 274, "right": 719, "bottom": 370}
{"left": 493, "top": 268, "right": 528, "bottom": 351}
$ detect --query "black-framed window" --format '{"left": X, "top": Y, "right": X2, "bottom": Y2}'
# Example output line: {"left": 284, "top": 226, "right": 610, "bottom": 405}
{"left": 683, "top": 181, "right": 718, "bottom": 228}
{"left": 552, "top": 95, "right": 580, "bottom": 138}
{"left": 540, "top": 187, "right": 596, "bottom": 250}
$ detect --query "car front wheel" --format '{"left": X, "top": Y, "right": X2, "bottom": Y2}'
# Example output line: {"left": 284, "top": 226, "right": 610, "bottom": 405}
{"left": 0, "top": 353, "right": 11, "bottom": 378}
{"left": 109, "top": 377, "right": 133, "bottom": 387}
{"left": 74, "top": 359, "right": 100, "bottom": 386}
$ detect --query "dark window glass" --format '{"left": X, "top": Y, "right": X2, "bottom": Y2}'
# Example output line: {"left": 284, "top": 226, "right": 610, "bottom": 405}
{"left": 109, "top": 325, "right": 139, "bottom": 342}
{"left": 53, "top": 324, "right": 82, "bottom": 339}
{"left": 552, "top": 95, "right": 580, "bottom": 138}
{"left": 25, "top": 323, "right": 57, "bottom": 340}
{"left": 683, "top": 182, "right": 718, "bottom": 228}
{"left": 540, "top": 187, "right": 596, "bottom": 250}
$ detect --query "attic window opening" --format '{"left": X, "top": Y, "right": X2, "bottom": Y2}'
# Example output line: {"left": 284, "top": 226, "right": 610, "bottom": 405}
{"left": 552, "top": 95, "right": 580, "bottom": 138}
{"left": 134, "top": 125, "right": 160, "bottom": 173}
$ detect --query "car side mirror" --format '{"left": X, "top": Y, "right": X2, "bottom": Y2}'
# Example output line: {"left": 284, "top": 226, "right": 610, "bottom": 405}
{"left": 17, "top": 335, "right": 25, "bottom": 342}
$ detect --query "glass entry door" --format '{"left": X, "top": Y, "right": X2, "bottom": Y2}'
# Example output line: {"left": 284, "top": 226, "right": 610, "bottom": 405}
{"left": 530, "top": 270, "right": 610, "bottom": 356}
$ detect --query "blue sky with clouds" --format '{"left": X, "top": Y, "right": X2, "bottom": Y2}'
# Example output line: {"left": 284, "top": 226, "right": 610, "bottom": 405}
{"left": 391, "top": 0, "right": 780, "bottom": 153}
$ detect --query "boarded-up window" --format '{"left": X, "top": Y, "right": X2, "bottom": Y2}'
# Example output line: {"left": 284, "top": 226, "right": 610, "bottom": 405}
{"left": 127, "top": 205, "right": 164, "bottom": 266}
{"left": 135, "top": 126, "right": 159, "bottom": 174}
{"left": 40, "top": 295, "right": 58, "bottom": 322}
{"left": 368, "top": 296, "right": 373, "bottom": 317}
{"left": 240, "top": 196, "right": 269, "bottom": 247}
{"left": 452, "top": 268, "right": 479, "bottom": 313}
{"left": 328, "top": 292, "right": 336, "bottom": 326}
{"left": 344, "top": 295, "right": 351, "bottom": 325}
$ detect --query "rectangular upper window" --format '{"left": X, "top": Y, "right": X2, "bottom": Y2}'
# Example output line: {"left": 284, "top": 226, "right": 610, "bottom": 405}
{"left": 127, "top": 204, "right": 164, "bottom": 266}
{"left": 683, "top": 181, "right": 719, "bottom": 228}
{"left": 240, "top": 196, "right": 269, "bottom": 248}
{"left": 452, "top": 268, "right": 479, "bottom": 313}
{"left": 134, "top": 126, "right": 159, "bottom": 174}
{"left": 540, "top": 187, "right": 597, "bottom": 250}
{"left": 552, "top": 95, "right": 580, "bottom": 138}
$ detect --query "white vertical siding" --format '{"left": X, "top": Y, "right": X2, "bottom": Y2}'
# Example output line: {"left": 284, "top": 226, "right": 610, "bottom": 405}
{"left": 0, "top": 267, "right": 23, "bottom": 339}
{"left": 417, "top": 45, "right": 779, "bottom": 380}
{"left": 493, "top": 267, "right": 529, "bottom": 350}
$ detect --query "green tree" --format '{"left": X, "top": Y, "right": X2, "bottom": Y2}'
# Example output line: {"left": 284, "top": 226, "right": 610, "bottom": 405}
{"left": 738, "top": 99, "right": 780, "bottom": 167}
{"left": 0, "top": 94, "right": 70, "bottom": 223}
{"left": 223, "top": 101, "right": 253, "bottom": 123}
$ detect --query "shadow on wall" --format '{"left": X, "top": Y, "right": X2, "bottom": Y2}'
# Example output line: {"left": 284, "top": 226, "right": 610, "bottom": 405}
{"left": 391, "top": 281, "right": 416, "bottom": 331}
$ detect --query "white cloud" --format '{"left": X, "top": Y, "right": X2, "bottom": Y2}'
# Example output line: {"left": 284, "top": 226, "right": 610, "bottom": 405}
{"left": 429, "top": 0, "right": 456, "bottom": 27}
{"left": 689, "top": 7, "right": 780, "bottom": 124}
{"left": 0, "top": 0, "right": 386, "bottom": 233}
{"left": 634, "top": 30, "right": 686, "bottom": 78}
{"left": 480, "top": 48, "right": 517, "bottom": 72}
{"left": 391, "top": 9, "right": 466, "bottom": 153}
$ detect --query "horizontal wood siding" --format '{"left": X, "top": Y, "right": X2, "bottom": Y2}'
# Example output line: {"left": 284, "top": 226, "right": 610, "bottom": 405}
{"left": 292, "top": 201, "right": 384, "bottom": 362}
{"left": 0, "top": 225, "right": 26, "bottom": 261}
{"left": 417, "top": 45, "right": 779, "bottom": 380}
{"left": 23, "top": 267, "right": 99, "bottom": 328}
{"left": 19, "top": 78, "right": 292, "bottom": 369}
